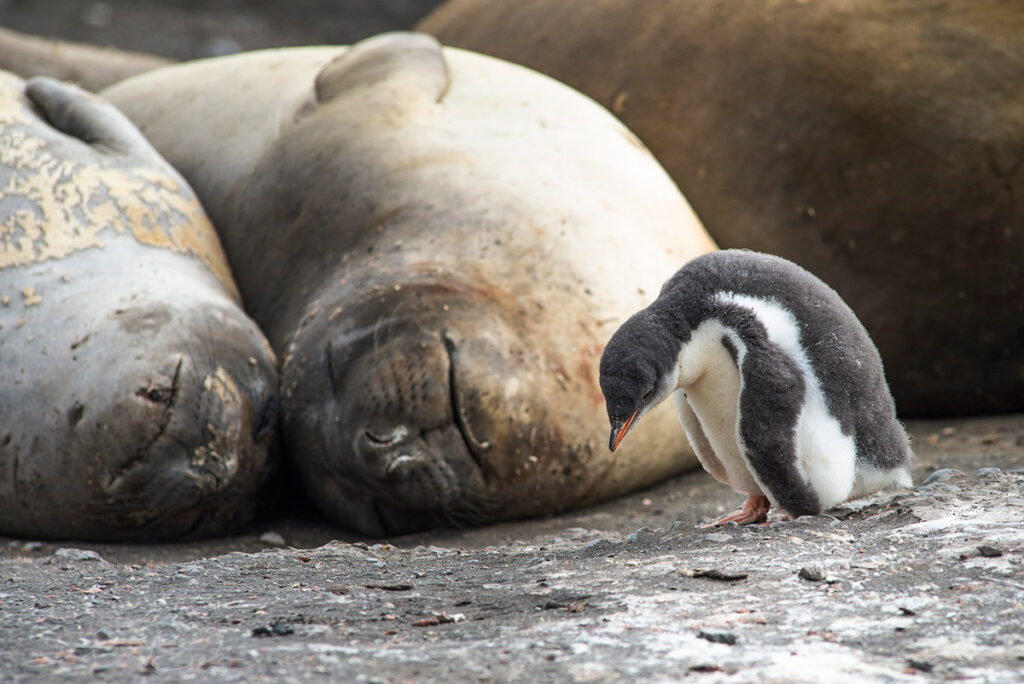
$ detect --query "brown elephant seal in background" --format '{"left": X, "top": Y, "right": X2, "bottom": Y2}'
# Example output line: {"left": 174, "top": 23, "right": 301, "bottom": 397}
{"left": 420, "top": 0, "right": 1024, "bottom": 417}
{"left": 0, "top": 74, "right": 278, "bottom": 541}
{"left": 100, "top": 33, "right": 714, "bottom": 536}
{"left": 0, "top": 26, "right": 171, "bottom": 93}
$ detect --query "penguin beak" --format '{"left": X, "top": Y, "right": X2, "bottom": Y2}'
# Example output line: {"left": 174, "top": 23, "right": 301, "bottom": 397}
{"left": 609, "top": 409, "right": 640, "bottom": 452}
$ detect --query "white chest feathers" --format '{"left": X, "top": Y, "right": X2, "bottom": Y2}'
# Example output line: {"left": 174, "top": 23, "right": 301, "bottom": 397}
{"left": 671, "top": 293, "right": 858, "bottom": 511}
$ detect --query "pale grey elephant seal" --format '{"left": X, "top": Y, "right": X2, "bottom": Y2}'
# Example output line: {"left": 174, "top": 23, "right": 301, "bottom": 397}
{"left": 420, "top": 0, "right": 1024, "bottom": 417}
{"left": 100, "top": 33, "right": 715, "bottom": 535}
{"left": 600, "top": 250, "right": 912, "bottom": 527}
{"left": 0, "top": 73, "right": 278, "bottom": 541}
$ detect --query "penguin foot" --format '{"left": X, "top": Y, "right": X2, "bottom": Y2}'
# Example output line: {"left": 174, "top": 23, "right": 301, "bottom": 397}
{"left": 701, "top": 494, "right": 771, "bottom": 528}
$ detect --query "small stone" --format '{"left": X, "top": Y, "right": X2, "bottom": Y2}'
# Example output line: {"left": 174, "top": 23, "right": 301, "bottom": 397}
{"left": 977, "top": 545, "right": 1003, "bottom": 558}
{"left": 96, "top": 629, "right": 111, "bottom": 640}
{"left": 973, "top": 467, "right": 1001, "bottom": 477}
{"left": 704, "top": 532, "right": 732, "bottom": 543}
{"left": 907, "top": 658, "right": 933, "bottom": 672}
{"left": 920, "top": 469, "right": 963, "bottom": 486}
{"left": 586, "top": 537, "right": 611, "bottom": 550}
{"left": 252, "top": 620, "right": 293, "bottom": 637}
{"left": 259, "top": 531, "right": 286, "bottom": 547}
{"left": 697, "top": 630, "right": 736, "bottom": 645}
{"left": 364, "top": 583, "right": 413, "bottom": 592}
{"left": 798, "top": 566, "right": 824, "bottom": 582}
{"left": 693, "top": 568, "right": 749, "bottom": 581}
{"left": 54, "top": 548, "right": 104, "bottom": 562}
{"left": 626, "top": 527, "right": 653, "bottom": 543}
{"left": 271, "top": 621, "right": 293, "bottom": 636}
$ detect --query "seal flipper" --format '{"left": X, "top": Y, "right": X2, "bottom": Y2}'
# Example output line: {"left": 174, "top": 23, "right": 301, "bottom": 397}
{"left": 735, "top": 340, "right": 822, "bottom": 518}
{"left": 314, "top": 32, "right": 450, "bottom": 104}
{"left": 26, "top": 77, "right": 164, "bottom": 161}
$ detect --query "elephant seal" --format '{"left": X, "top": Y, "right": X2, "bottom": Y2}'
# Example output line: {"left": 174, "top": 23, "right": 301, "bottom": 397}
{"left": 0, "top": 26, "right": 171, "bottom": 94}
{"left": 99, "top": 33, "right": 714, "bottom": 535}
{"left": 420, "top": 0, "right": 1024, "bottom": 417}
{"left": 0, "top": 73, "right": 278, "bottom": 541}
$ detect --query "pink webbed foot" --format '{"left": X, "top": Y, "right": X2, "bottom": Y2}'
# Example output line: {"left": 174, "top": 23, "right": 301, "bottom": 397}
{"left": 701, "top": 494, "right": 772, "bottom": 528}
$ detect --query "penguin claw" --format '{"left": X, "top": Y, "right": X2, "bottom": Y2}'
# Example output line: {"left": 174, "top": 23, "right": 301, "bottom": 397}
{"left": 701, "top": 494, "right": 772, "bottom": 528}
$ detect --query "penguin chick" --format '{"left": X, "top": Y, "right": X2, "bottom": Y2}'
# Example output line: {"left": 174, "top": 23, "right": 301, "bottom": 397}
{"left": 599, "top": 249, "right": 912, "bottom": 526}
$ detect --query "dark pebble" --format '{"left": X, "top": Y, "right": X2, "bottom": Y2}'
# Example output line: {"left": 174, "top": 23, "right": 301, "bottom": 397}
{"left": 97, "top": 628, "right": 111, "bottom": 640}
{"left": 693, "top": 568, "right": 749, "bottom": 581}
{"left": 364, "top": 583, "right": 413, "bottom": 591}
{"left": 798, "top": 566, "right": 824, "bottom": 582}
{"left": 977, "top": 545, "right": 1003, "bottom": 558}
{"left": 907, "top": 658, "right": 933, "bottom": 672}
{"left": 920, "top": 469, "right": 962, "bottom": 486}
{"left": 626, "top": 527, "right": 654, "bottom": 543}
{"left": 252, "top": 620, "right": 294, "bottom": 637}
{"left": 697, "top": 630, "right": 736, "bottom": 645}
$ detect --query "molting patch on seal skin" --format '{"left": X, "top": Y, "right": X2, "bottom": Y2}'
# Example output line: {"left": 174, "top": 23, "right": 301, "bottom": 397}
{"left": 100, "top": 32, "right": 716, "bottom": 533}
{"left": 0, "top": 73, "right": 279, "bottom": 541}
{"left": 0, "top": 82, "right": 237, "bottom": 296}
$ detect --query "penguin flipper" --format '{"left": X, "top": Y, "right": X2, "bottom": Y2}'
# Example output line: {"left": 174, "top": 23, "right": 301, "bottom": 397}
{"left": 736, "top": 341, "right": 822, "bottom": 518}
{"left": 673, "top": 390, "right": 730, "bottom": 486}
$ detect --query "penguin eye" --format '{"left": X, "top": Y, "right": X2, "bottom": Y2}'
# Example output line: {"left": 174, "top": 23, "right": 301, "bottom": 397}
{"left": 641, "top": 388, "right": 654, "bottom": 402}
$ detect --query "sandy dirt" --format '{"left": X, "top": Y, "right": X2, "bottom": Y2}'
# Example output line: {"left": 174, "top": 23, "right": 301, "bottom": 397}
{"left": 2, "top": 417, "right": 1022, "bottom": 682}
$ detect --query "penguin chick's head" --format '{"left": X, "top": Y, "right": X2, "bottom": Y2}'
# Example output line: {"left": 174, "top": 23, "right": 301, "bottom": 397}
{"left": 599, "top": 309, "right": 681, "bottom": 452}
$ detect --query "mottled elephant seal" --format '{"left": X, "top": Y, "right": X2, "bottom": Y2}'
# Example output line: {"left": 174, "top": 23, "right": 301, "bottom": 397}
{"left": 0, "top": 73, "right": 278, "bottom": 540}
{"left": 100, "top": 33, "right": 714, "bottom": 535}
{"left": 420, "top": 0, "right": 1024, "bottom": 416}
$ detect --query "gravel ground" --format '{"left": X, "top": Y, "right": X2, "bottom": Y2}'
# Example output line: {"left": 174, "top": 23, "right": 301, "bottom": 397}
{"left": 1, "top": 416, "right": 1022, "bottom": 682}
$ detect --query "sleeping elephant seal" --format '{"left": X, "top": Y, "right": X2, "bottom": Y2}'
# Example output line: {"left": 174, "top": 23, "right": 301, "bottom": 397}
{"left": 420, "top": 0, "right": 1024, "bottom": 417}
{"left": 0, "top": 73, "right": 278, "bottom": 540}
{"left": 101, "top": 33, "right": 715, "bottom": 535}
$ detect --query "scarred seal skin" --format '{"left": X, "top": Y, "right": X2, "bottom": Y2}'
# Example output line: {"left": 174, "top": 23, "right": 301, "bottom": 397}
{"left": 0, "top": 73, "right": 278, "bottom": 541}
{"left": 419, "top": 0, "right": 1024, "bottom": 417}
{"left": 101, "top": 33, "right": 715, "bottom": 535}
